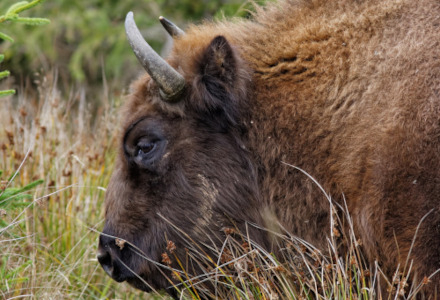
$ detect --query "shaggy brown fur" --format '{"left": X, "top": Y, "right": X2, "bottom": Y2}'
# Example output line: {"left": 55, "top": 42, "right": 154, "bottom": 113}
{"left": 99, "top": 0, "right": 440, "bottom": 298}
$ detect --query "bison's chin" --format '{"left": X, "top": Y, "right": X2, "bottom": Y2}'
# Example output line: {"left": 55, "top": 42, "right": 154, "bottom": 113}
{"left": 126, "top": 277, "right": 152, "bottom": 292}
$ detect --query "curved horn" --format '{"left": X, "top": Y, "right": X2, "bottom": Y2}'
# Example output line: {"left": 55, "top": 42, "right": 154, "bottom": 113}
{"left": 159, "top": 16, "right": 185, "bottom": 38}
{"left": 125, "top": 12, "right": 186, "bottom": 102}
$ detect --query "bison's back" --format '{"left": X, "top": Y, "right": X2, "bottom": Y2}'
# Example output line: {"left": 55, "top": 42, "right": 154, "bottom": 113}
{"left": 242, "top": 0, "right": 440, "bottom": 287}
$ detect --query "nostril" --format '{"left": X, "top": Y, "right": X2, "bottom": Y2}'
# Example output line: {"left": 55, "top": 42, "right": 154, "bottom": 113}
{"left": 98, "top": 234, "right": 130, "bottom": 282}
{"left": 97, "top": 249, "right": 114, "bottom": 277}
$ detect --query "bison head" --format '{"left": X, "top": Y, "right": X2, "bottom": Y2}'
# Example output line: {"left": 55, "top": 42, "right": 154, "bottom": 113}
{"left": 97, "top": 13, "right": 268, "bottom": 295}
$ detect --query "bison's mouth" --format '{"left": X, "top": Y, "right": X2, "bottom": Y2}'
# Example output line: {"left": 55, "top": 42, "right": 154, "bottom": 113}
{"left": 97, "top": 246, "right": 136, "bottom": 283}
{"left": 98, "top": 247, "right": 162, "bottom": 293}
{"left": 97, "top": 235, "right": 145, "bottom": 284}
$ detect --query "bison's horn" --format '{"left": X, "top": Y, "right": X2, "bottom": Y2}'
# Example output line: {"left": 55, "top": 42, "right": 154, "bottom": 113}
{"left": 125, "top": 12, "right": 186, "bottom": 102}
{"left": 159, "top": 16, "right": 185, "bottom": 38}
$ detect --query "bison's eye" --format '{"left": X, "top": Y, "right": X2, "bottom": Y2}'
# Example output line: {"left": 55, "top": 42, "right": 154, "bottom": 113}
{"left": 131, "top": 137, "right": 166, "bottom": 170}
{"left": 137, "top": 141, "right": 157, "bottom": 157}
{"left": 123, "top": 118, "right": 168, "bottom": 172}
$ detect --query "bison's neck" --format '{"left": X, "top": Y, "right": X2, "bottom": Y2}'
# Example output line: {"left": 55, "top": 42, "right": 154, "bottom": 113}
{"left": 230, "top": 0, "right": 429, "bottom": 242}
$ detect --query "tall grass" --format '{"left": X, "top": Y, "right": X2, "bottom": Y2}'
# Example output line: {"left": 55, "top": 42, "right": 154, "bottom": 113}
{"left": 0, "top": 73, "right": 165, "bottom": 299}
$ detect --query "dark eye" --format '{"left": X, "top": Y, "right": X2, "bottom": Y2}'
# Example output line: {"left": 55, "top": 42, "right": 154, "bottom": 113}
{"left": 137, "top": 142, "right": 156, "bottom": 157}
{"left": 123, "top": 118, "right": 167, "bottom": 171}
{"left": 132, "top": 138, "right": 166, "bottom": 171}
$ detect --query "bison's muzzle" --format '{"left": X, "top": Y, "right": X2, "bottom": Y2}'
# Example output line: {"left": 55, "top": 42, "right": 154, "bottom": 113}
{"left": 97, "top": 235, "right": 133, "bottom": 283}
{"left": 98, "top": 233, "right": 177, "bottom": 295}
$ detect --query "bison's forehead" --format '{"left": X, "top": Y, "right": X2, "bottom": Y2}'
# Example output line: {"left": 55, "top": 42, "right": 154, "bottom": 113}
{"left": 122, "top": 75, "right": 183, "bottom": 131}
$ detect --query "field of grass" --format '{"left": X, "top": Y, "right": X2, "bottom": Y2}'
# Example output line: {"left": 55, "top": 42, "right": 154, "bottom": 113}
{"left": 0, "top": 73, "right": 166, "bottom": 299}
{"left": 0, "top": 73, "right": 434, "bottom": 299}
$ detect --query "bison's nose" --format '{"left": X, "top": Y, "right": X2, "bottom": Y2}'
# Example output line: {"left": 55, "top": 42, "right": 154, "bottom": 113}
{"left": 97, "top": 235, "right": 128, "bottom": 282}
{"left": 97, "top": 246, "right": 114, "bottom": 277}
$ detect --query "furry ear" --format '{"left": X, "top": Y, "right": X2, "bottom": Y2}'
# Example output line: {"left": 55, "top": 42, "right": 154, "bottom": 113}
{"left": 191, "top": 36, "right": 243, "bottom": 131}
{"left": 201, "top": 35, "right": 237, "bottom": 87}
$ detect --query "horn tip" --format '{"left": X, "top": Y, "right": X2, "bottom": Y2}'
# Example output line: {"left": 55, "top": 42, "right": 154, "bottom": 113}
{"left": 159, "top": 16, "right": 185, "bottom": 38}
{"left": 159, "top": 16, "right": 170, "bottom": 26}
{"left": 125, "top": 11, "right": 135, "bottom": 34}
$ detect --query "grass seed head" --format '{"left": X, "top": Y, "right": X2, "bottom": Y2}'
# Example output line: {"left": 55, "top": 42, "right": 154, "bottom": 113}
{"left": 162, "top": 253, "right": 172, "bottom": 266}
{"left": 220, "top": 248, "right": 233, "bottom": 264}
{"left": 115, "top": 238, "right": 126, "bottom": 250}
{"left": 350, "top": 256, "right": 357, "bottom": 266}
{"left": 5, "top": 130, "right": 14, "bottom": 145}
{"left": 273, "top": 265, "right": 287, "bottom": 273}
{"left": 0, "top": 180, "right": 8, "bottom": 191}
{"left": 422, "top": 276, "right": 431, "bottom": 285}
{"left": 241, "top": 241, "right": 250, "bottom": 252}
{"left": 392, "top": 271, "right": 402, "bottom": 285}
{"left": 313, "top": 259, "right": 321, "bottom": 268}
{"left": 333, "top": 227, "right": 341, "bottom": 238}
{"left": 222, "top": 227, "right": 237, "bottom": 235}
{"left": 166, "top": 240, "right": 176, "bottom": 254}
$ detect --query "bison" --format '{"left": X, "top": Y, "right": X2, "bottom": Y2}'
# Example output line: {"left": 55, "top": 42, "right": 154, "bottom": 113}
{"left": 97, "top": 0, "right": 440, "bottom": 298}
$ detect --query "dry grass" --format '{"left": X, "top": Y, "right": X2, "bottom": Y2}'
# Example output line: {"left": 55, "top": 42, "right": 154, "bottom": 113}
{"left": 0, "top": 73, "right": 162, "bottom": 299}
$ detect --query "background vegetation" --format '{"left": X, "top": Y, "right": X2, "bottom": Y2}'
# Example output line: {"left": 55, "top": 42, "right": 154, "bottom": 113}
{"left": 0, "top": 0, "right": 255, "bottom": 92}
{"left": 0, "top": 0, "right": 429, "bottom": 299}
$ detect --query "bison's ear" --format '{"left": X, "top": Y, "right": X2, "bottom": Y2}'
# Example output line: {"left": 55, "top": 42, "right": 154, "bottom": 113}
{"left": 192, "top": 35, "right": 243, "bottom": 130}
{"left": 200, "top": 35, "right": 237, "bottom": 87}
